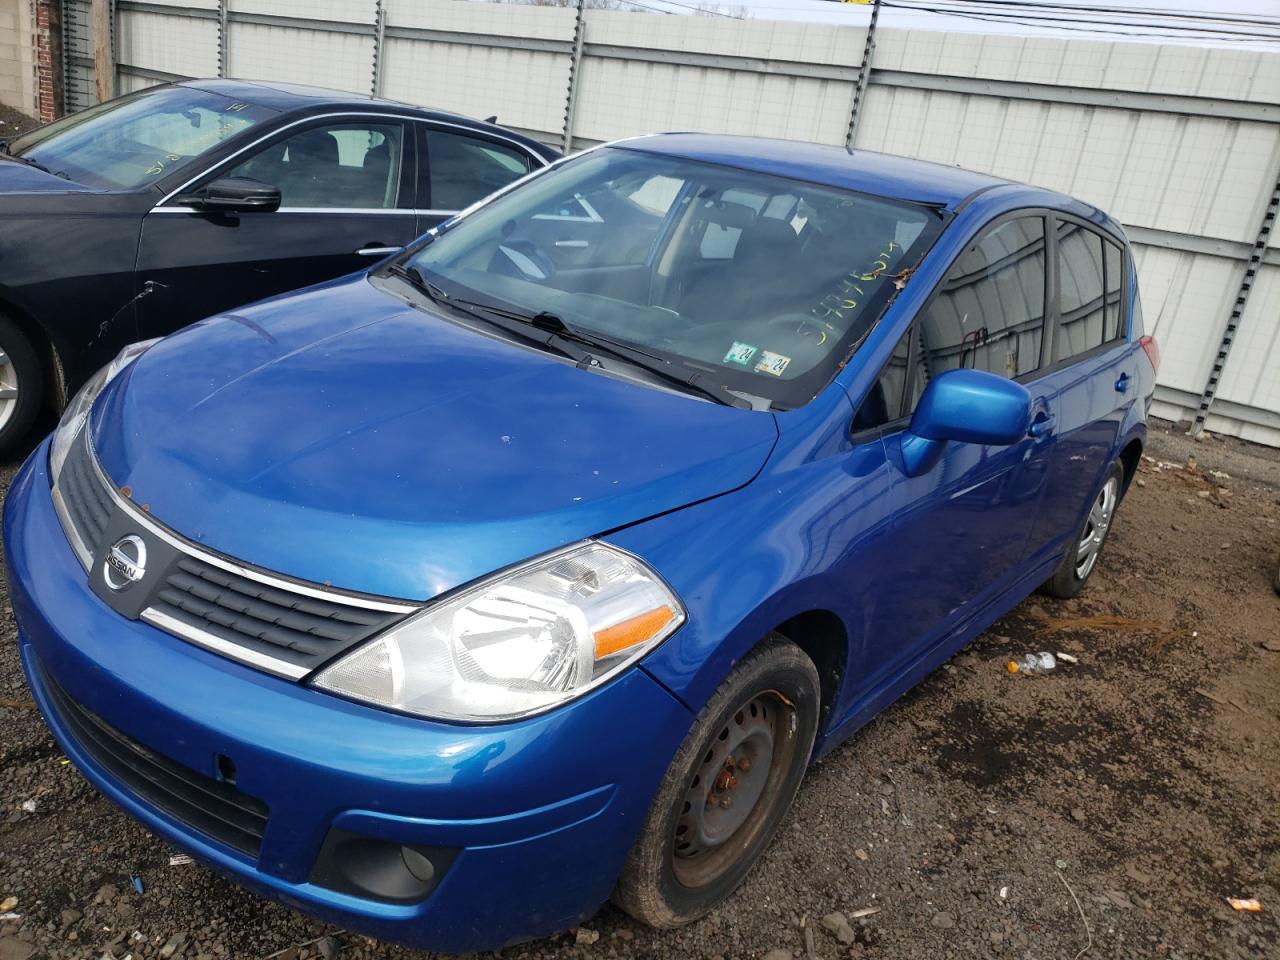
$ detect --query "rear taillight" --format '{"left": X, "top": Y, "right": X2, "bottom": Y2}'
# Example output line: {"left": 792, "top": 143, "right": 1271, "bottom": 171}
{"left": 1139, "top": 335, "right": 1160, "bottom": 373}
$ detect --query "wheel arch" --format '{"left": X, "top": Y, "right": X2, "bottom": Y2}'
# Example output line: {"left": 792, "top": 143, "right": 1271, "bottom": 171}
{"left": 771, "top": 609, "right": 849, "bottom": 735}
{"left": 0, "top": 289, "right": 68, "bottom": 411}
{"left": 1117, "top": 433, "right": 1144, "bottom": 496}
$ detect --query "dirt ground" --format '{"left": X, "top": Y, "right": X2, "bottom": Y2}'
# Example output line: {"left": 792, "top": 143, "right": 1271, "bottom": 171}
{"left": 0, "top": 106, "right": 37, "bottom": 140}
{"left": 1, "top": 421, "right": 1277, "bottom": 960}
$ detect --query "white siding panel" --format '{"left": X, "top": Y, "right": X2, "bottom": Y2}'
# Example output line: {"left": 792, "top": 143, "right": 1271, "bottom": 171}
{"left": 227, "top": 23, "right": 373, "bottom": 95}
{"left": 120, "top": 11, "right": 219, "bottom": 80}
{"left": 1215, "top": 265, "right": 1280, "bottom": 416}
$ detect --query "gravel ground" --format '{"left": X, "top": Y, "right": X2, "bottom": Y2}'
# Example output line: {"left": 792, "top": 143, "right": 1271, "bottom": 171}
{"left": 1, "top": 418, "right": 1277, "bottom": 960}
{"left": 0, "top": 106, "right": 38, "bottom": 141}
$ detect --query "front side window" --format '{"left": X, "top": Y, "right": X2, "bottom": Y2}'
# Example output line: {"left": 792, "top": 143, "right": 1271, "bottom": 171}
{"left": 1055, "top": 221, "right": 1107, "bottom": 360}
{"left": 425, "top": 129, "right": 532, "bottom": 211}
{"left": 226, "top": 121, "right": 405, "bottom": 209}
{"left": 912, "top": 215, "right": 1047, "bottom": 404}
{"left": 7, "top": 85, "right": 272, "bottom": 190}
{"left": 403, "top": 146, "right": 942, "bottom": 409}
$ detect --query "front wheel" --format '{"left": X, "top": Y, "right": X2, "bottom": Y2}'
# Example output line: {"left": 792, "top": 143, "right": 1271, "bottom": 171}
{"left": 0, "top": 313, "right": 44, "bottom": 456}
{"left": 613, "top": 636, "right": 820, "bottom": 928}
{"left": 1040, "top": 460, "right": 1125, "bottom": 599}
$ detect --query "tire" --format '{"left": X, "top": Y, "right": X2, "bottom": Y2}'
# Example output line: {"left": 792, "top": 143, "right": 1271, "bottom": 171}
{"left": 613, "top": 635, "right": 820, "bottom": 928}
{"left": 1040, "top": 460, "right": 1126, "bottom": 599}
{"left": 0, "top": 314, "right": 43, "bottom": 457}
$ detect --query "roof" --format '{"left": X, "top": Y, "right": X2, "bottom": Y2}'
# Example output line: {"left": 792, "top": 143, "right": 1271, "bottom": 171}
{"left": 617, "top": 133, "right": 1014, "bottom": 208}
{"left": 176, "top": 78, "right": 557, "bottom": 158}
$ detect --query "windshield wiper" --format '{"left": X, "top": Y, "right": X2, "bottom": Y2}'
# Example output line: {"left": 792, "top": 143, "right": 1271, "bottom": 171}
{"left": 443, "top": 295, "right": 749, "bottom": 409}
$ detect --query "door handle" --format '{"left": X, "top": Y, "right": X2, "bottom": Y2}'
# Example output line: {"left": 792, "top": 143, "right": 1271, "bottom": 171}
{"left": 1029, "top": 412, "right": 1056, "bottom": 439}
{"left": 1115, "top": 372, "right": 1131, "bottom": 393}
{"left": 356, "top": 245, "right": 403, "bottom": 257}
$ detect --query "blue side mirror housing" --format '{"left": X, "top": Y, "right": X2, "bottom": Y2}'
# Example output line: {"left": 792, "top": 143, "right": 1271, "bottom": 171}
{"left": 895, "top": 369, "right": 1033, "bottom": 477}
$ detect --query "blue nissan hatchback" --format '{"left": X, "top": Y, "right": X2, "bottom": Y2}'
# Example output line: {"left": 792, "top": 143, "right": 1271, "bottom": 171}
{"left": 6, "top": 134, "right": 1156, "bottom": 951}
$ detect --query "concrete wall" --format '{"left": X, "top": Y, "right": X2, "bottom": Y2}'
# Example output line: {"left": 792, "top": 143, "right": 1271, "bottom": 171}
{"left": 70, "top": 0, "right": 1280, "bottom": 444}
{"left": 0, "top": 0, "right": 34, "bottom": 115}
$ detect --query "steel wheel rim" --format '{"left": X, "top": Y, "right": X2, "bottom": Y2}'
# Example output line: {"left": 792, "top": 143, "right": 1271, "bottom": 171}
{"left": 672, "top": 689, "right": 799, "bottom": 889}
{"left": 0, "top": 348, "right": 18, "bottom": 434}
{"left": 1075, "top": 476, "right": 1118, "bottom": 579}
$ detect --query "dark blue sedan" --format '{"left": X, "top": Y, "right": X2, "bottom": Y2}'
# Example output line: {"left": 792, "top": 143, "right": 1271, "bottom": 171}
{"left": 5, "top": 133, "right": 1157, "bottom": 952}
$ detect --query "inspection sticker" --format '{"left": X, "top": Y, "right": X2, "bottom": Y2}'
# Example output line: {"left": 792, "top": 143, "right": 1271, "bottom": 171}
{"left": 754, "top": 351, "right": 792, "bottom": 377}
{"left": 723, "top": 341, "right": 758, "bottom": 365}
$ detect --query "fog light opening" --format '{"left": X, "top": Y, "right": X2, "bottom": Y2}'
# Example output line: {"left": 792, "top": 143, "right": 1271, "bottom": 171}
{"left": 214, "top": 753, "right": 237, "bottom": 785}
{"left": 310, "top": 828, "right": 456, "bottom": 904}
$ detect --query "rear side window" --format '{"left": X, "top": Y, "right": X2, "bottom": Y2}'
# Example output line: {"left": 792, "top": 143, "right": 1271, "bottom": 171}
{"left": 1103, "top": 240, "right": 1124, "bottom": 342}
{"left": 425, "top": 129, "right": 533, "bottom": 211}
{"left": 914, "top": 215, "right": 1047, "bottom": 392}
{"left": 1054, "top": 221, "right": 1106, "bottom": 359}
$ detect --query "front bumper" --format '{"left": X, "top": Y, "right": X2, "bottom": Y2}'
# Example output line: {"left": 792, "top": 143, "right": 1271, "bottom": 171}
{"left": 5, "top": 439, "right": 693, "bottom": 953}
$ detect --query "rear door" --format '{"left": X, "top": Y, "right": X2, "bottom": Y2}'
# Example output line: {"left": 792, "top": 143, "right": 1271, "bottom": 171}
{"left": 1023, "top": 218, "right": 1138, "bottom": 568}
{"left": 416, "top": 123, "right": 539, "bottom": 234}
{"left": 134, "top": 114, "right": 417, "bottom": 339}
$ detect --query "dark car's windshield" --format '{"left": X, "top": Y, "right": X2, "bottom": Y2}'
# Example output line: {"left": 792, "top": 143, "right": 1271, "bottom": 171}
{"left": 7, "top": 85, "right": 274, "bottom": 190}
{"left": 404, "top": 146, "right": 943, "bottom": 409}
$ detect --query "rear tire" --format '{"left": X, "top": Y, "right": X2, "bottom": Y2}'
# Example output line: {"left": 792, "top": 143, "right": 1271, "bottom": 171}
{"left": 612, "top": 636, "right": 820, "bottom": 928}
{"left": 0, "top": 314, "right": 43, "bottom": 456}
{"left": 1040, "top": 460, "right": 1126, "bottom": 599}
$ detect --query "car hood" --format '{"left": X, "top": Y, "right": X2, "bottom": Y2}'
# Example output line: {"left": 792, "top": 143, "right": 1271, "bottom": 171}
{"left": 91, "top": 275, "right": 778, "bottom": 601}
{"left": 0, "top": 156, "right": 94, "bottom": 195}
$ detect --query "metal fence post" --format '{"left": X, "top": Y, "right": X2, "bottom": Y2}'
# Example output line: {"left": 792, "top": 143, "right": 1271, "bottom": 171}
{"left": 845, "top": 0, "right": 881, "bottom": 150}
{"left": 561, "top": 0, "right": 586, "bottom": 153}
{"left": 59, "top": 0, "right": 74, "bottom": 111}
{"left": 371, "top": 0, "right": 386, "bottom": 97}
{"left": 1190, "top": 174, "right": 1280, "bottom": 436}
{"left": 218, "top": 0, "right": 229, "bottom": 78}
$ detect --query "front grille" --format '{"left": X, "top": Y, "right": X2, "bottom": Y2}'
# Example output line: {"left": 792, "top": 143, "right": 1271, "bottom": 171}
{"left": 150, "top": 556, "right": 403, "bottom": 676}
{"left": 53, "top": 426, "right": 112, "bottom": 566}
{"left": 50, "top": 425, "right": 418, "bottom": 680}
{"left": 39, "top": 662, "right": 269, "bottom": 858}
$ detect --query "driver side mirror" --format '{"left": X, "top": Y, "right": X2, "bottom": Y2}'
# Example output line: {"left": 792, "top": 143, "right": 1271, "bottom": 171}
{"left": 175, "top": 176, "right": 281, "bottom": 213}
{"left": 894, "top": 368, "right": 1032, "bottom": 477}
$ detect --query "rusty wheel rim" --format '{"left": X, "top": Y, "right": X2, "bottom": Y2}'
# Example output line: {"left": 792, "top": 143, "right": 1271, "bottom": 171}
{"left": 672, "top": 689, "right": 798, "bottom": 888}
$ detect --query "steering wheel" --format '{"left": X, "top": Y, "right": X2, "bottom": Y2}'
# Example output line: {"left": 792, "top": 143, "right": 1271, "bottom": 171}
{"left": 763, "top": 313, "right": 839, "bottom": 347}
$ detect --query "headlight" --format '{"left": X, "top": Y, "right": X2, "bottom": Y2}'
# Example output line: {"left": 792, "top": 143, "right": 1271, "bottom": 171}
{"left": 49, "top": 339, "right": 159, "bottom": 482}
{"left": 312, "top": 542, "right": 685, "bottom": 722}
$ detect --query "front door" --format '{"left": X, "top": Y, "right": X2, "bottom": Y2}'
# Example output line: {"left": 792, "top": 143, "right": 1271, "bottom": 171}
{"left": 869, "top": 214, "right": 1056, "bottom": 681}
{"left": 135, "top": 117, "right": 418, "bottom": 339}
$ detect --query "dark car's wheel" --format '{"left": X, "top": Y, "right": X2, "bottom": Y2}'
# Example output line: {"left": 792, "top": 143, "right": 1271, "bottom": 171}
{"left": 1041, "top": 460, "right": 1126, "bottom": 599}
{"left": 0, "top": 313, "right": 43, "bottom": 456}
{"left": 613, "top": 636, "right": 820, "bottom": 928}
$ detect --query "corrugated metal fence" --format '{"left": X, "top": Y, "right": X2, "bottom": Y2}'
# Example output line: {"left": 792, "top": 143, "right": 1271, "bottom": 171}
{"left": 63, "top": 0, "right": 1280, "bottom": 446}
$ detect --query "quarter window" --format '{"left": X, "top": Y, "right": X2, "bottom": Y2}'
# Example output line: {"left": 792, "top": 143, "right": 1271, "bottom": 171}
{"left": 1103, "top": 240, "right": 1124, "bottom": 342}
{"left": 425, "top": 130, "right": 532, "bottom": 210}
{"left": 852, "top": 327, "right": 912, "bottom": 433}
{"left": 227, "top": 121, "right": 405, "bottom": 209}
{"left": 913, "top": 216, "right": 1047, "bottom": 402}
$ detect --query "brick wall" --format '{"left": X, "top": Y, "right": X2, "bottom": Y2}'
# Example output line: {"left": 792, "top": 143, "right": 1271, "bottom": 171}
{"left": 33, "top": 0, "right": 61, "bottom": 121}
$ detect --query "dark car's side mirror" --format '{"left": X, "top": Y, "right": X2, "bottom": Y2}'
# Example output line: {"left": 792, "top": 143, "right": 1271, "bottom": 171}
{"left": 175, "top": 176, "right": 282, "bottom": 213}
{"left": 895, "top": 368, "right": 1033, "bottom": 477}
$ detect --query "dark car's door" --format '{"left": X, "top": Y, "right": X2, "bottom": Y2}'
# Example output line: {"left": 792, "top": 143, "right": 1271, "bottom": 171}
{"left": 856, "top": 214, "right": 1056, "bottom": 688}
{"left": 1023, "top": 219, "right": 1138, "bottom": 569}
{"left": 415, "top": 122, "right": 537, "bottom": 234}
{"left": 134, "top": 114, "right": 417, "bottom": 339}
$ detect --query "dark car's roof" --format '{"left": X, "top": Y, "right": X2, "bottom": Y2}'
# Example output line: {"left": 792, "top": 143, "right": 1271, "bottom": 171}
{"left": 178, "top": 78, "right": 556, "bottom": 157}
{"left": 619, "top": 133, "right": 1018, "bottom": 209}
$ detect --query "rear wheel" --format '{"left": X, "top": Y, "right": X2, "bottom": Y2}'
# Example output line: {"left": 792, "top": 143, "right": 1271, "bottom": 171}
{"left": 1040, "top": 460, "right": 1125, "bottom": 599}
{"left": 613, "top": 636, "right": 820, "bottom": 928}
{"left": 0, "top": 314, "right": 43, "bottom": 456}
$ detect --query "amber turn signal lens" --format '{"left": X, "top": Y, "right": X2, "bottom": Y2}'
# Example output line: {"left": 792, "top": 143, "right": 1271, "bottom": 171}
{"left": 594, "top": 606, "right": 675, "bottom": 659}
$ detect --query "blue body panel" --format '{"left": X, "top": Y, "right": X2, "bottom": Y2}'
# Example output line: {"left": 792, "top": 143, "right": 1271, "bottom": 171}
{"left": 5, "top": 136, "right": 1153, "bottom": 952}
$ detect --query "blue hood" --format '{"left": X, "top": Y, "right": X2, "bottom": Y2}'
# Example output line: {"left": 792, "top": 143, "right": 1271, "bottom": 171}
{"left": 92, "top": 276, "right": 778, "bottom": 601}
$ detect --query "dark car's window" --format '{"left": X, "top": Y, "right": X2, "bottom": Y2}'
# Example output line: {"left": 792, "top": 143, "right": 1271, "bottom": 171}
{"left": 425, "top": 129, "right": 533, "bottom": 210}
{"left": 226, "top": 121, "right": 405, "bottom": 209}
{"left": 1054, "top": 221, "right": 1107, "bottom": 360}
{"left": 1103, "top": 239, "right": 1125, "bottom": 342}
{"left": 402, "top": 147, "right": 942, "bottom": 410}
{"left": 7, "top": 85, "right": 272, "bottom": 190}
{"left": 910, "top": 216, "right": 1047, "bottom": 409}
{"left": 852, "top": 327, "right": 912, "bottom": 432}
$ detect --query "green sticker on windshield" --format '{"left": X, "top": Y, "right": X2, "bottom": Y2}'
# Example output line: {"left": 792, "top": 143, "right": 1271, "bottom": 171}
{"left": 724, "top": 341, "right": 757, "bottom": 366}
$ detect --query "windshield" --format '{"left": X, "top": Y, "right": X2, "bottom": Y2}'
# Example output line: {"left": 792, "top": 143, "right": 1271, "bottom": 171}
{"left": 7, "top": 85, "right": 273, "bottom": 190}
{"left": 404, "top": 146, "right": 943, "bottom": 409}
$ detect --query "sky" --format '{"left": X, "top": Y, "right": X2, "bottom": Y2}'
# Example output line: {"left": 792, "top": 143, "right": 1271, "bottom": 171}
{"left": 608, "top": 0, "right": 1280, "bottom": 49}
